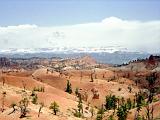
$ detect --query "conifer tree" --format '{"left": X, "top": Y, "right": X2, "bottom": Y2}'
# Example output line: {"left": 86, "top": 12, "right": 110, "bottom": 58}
{"left": 49, "top": 101, "right": 59, "bottom": 115}
{"left": 105, "top": 95, "right": 117, "bottom": 112}
{"left": 117, "top": 103, "right": 128, "bottom": 120}
{"left": 65, "top": 80, "right": 72, "bottom": 94}
{"left": 74, "top": 95, "right": 83, "bottom": 118}
{"left": 146, "top": 72, "right": 157, "bottom": 103}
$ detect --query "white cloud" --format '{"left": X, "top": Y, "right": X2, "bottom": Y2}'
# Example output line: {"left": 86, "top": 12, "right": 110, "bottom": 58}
{"left": 0, "top": 17, "right": 160, "bottom": 53}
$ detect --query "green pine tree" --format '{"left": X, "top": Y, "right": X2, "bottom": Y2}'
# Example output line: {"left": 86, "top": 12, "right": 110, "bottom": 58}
{"left": 49, "top": 101, "right": 59, "bottom": 115}
{"left": 65, "top": 80, "right": 72, "bottom": 94}
{"left": 117, "top": 103, "right": 128, "bottom": 120}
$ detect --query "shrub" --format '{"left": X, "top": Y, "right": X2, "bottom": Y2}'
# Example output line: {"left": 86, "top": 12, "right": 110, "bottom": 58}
{"left": 108, "top": 115, "right": 115, "bottom": 120}
{"left": 30, "top": 90, "right": 36, "bottom": 96}
{"left": 32, "top": 94, "right": 38, "bottom": 104}
{"left": 19, "top": 97, "right": 29, "bottom": 118}
{"left": 89, "top": 107, "right": 95, "bottom": 118}
{"left": 96, "top": 105, "right": 105, "bottom": 120}
{"left": 1, "top": 91, "right": 6, "bottom": 112}
{"left": 38, "top": 102, "right": 44, "bottom": 117}
{"left": 126, "top": 98, "right": 132, "bottom": 110}
{"left": 128, "top": 86, "right": 132, "bottom": 93}
{"left": 74, "top": 109, "right": 83, "bottom": 118}
{"left": 118, "top": 88, "right": 122, "bottom": 91}
{"left": 75, "top": 87, "right": 79, "bottom": 97}
{"left": 8, "top": 102, "right": 17, "bottom": 115}
{"left": 96, "top": 114, "right": 103, "bottom": 120}
{"left": 33, "top": 86, "right": 45, "bottom": 92}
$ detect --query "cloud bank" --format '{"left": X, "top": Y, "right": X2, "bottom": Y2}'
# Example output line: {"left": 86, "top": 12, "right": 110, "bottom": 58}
{"left": 0, "top": 17, "right": 160, "bottom": 53}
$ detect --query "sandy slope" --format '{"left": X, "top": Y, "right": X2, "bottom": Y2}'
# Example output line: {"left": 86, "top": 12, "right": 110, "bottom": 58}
{"left": 0, "top": 58, "right": 160, "bottom": 120}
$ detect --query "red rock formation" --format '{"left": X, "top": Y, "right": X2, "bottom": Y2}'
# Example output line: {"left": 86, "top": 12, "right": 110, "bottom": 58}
{"left": 91, "top": 88, "right": 99, "bottom": 99}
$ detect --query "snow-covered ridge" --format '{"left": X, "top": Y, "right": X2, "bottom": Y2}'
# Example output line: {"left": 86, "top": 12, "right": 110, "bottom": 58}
{"left": 0, "top": 46, "right": 129, "bottom": 54}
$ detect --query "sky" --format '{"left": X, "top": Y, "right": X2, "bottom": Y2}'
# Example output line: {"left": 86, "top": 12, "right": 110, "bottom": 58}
{"left": 0, "top": 0, "right": 160, "bottom": 26}
{"left": 0, "top": 0, "right": 160, "bottom": 53}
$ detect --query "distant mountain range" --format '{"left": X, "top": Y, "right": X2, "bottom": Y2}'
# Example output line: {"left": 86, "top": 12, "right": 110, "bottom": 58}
{"left": 0, "top": 46, "right": 128, "bottom": 54}
{"left": 0, "top": 47, "right": 157, "bottom": 64}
